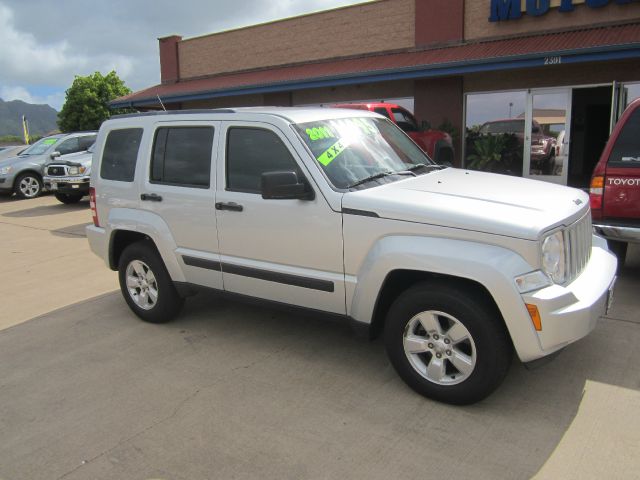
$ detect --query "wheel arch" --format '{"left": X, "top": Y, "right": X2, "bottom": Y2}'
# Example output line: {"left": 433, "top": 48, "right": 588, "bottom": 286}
{"left": 369, "top": 270, "right": 507, "bottom": 341}
{"left": 109, "top": 230, "right": 152, "bottom": 270}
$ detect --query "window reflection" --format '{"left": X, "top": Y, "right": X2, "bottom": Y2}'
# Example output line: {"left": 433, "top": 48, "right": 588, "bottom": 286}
{"left": 624, "top": 83, "right": 640, "bottom": 108}
{"left": 529, "top": 94, "right": 567, "bottom": 177}
{"left": 464, "top": 91, "right": 526, "bottom": 176}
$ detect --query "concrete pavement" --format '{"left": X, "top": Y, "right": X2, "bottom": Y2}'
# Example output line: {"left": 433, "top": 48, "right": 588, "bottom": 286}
{"left": 0, "top": 195, "right": 639, "bottom": 479}
{"left": 0, "top": 194, "right": 116, "bottom": 330}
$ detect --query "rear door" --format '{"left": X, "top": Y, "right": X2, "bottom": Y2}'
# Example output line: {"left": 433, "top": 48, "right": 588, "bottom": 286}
{"left": 139, "top": 120, "right": 223, "bottom": 290}
{"left": 603, "top": 104, "right": 640, "bottom": 221}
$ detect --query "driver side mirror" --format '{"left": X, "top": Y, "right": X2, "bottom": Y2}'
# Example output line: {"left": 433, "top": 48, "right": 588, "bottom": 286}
{"left": 50, "top": 151, "right": 61, "bottom": 159}
{"left": 261, "top": 171, "right": 314, "bottom": 200}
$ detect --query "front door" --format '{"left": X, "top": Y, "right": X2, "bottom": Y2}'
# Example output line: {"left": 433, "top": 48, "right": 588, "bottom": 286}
{"left": 215, "top": 121, "right": 346, "bottom": 314}
{"left": 523, "top": 88, "right": 571, "bottom": 185}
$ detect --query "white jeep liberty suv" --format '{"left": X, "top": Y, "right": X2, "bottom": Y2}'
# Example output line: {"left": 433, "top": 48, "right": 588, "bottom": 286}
{"left": 86, "top": 107, "right": 617, "bottom": 405}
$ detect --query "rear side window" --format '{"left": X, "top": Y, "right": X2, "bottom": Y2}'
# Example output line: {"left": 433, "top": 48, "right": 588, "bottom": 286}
{"left": 100, "top": 128, "right": 143, "bottom": 182}
{"left": 226, "top": 128, "right": 300, "bottom": 193}
{"left": 374, "top": 107, "right": 390, "bottom": 119}
{"left": 151, "top": 127, "right": 214, "bottom": 188}
{"left": 608, "top": 108, "right": 640, "bottom": 167}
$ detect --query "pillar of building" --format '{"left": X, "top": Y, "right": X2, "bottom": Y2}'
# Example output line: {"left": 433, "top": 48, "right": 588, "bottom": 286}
{"left": 158, "top": 35, "right": 182, "bottom": 84}
{"left": 415, "top": 0, "right": 464, "bottom": 47}
{"left": 414, "top": 77, "right": 464, "bottom": 166}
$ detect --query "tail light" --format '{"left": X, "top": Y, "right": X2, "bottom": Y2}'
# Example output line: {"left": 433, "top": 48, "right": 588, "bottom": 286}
{"left": 89, "top": 186, "right": 100, "bottom": 227}
{"left": 589, "top": 175, "right": 604, "bottom": 214}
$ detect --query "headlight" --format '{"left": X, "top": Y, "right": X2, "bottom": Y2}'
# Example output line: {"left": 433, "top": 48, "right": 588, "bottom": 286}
{"left": 0, "top": 166, "right": 12, "bottom": 175}
{"left": 541, "top": 231, "right": 566, "bottom": 284}
{"left": 68, "top": 166, "right": 86, "bottom": 175}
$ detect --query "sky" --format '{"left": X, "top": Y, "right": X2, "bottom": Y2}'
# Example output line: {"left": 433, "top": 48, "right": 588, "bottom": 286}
{"left": 0, "top": 0, "right": 370, "bottom": 111}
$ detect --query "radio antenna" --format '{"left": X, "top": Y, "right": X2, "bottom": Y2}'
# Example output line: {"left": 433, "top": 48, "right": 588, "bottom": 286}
{"left": 157, "top": 95, "right": 167, "bottom": 111}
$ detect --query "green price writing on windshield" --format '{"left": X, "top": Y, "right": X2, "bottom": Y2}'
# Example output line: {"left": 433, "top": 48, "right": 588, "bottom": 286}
{"left": 42, "top": 139, "right": 58, "bottom": 145}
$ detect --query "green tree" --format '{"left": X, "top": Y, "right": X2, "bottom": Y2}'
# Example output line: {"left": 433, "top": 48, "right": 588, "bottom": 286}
{"left": 58, "top": 71, "right": 132, "bottom": 132}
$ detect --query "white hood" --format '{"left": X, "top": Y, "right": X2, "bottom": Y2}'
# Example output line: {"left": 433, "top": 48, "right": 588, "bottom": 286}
{"left": 342, "top": 168, "right": 589, "bottom": 240}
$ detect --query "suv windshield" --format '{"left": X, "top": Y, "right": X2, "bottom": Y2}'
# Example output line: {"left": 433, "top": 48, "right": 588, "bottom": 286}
{"left": 20, "top": 137, "right": 59, "bottom": 155}
{"left": 294, "top": 117, "right": 434, "bottom": 189}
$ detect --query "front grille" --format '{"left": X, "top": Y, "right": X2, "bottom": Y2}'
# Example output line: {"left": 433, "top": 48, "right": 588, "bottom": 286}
{"left": 47, "top": 166, "right": 66, "bottom": 176}
{"left": 565, "top": 213, "right": 592, "bottom": 284}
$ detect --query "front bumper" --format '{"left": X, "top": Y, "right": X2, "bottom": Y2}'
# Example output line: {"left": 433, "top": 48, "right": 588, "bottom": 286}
{"left": 520, "top": 235, "right": 617, "bottom": 360}
{"left": 593, "top": 222, "right": 640, "bottom": 244}
{"left": 0, "top": 172, "right": 17, "bottom": 191}
{"left": 44, "top": 175, "right": 90, "bottom": 194}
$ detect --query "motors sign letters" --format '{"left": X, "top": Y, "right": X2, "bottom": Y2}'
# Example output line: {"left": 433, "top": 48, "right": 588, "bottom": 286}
{"left": 489, "top": 0, "right": 636, "bottom": 22}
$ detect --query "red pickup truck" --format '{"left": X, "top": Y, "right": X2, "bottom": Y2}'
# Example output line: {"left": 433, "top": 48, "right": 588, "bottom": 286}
{"left": 590, "top": 97, "right": 640, "bottom": 269}
{"left": 332, "top": 102, "right": 454, "bottom": 165}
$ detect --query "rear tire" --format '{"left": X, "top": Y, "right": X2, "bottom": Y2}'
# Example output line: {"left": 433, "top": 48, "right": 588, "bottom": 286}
{"left": 118, "top": 241, "right": 184, "bottom": 323}
{"left": 384, "top": 282, "right": 512, "bottom": 405}
{"left": 608, "top": 240, "right": 627, "bottom": 272}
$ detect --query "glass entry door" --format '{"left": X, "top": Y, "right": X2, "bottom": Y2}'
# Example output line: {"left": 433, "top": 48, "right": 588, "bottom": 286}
{"left": 523, "top": 89, "right": 571, "bottom": 185}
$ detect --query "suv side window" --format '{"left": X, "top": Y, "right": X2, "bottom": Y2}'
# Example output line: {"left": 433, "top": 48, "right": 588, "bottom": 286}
{"left": 151, "top": 127, "right": 214, "bottom": 188}
{"left": 79, "top": 135, "right": 97, "bottom": 151}
{"left": 57, "top": 138, "right": 79, "bottom": 155}
{"left": 374, "top": 107, "right": 390, "bottom": 119}
{"left": 392, "top": 108, "right": 419, "bottom": 132}
{"left": 100, "top": 128, "right": 143, "bottom": 182}
{"left": 226, "top": 127, "right": 301, "bottom": 193}
{"left": 608, "top": 107, "right": 640, "bottom": 167}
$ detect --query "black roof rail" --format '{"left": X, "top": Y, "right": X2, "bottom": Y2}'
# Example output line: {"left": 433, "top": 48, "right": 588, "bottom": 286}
{"left": 112, "top": 108, "right": 236, "bottom": 119}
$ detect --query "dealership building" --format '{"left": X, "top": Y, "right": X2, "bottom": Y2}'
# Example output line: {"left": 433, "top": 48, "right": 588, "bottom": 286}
{"left": 113, "top": 0, "right": 640, "bottom": 188}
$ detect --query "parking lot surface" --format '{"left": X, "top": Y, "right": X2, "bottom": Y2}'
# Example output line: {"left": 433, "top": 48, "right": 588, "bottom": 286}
{"left": 1, "top": 195, "right": 639, "bottom": 480}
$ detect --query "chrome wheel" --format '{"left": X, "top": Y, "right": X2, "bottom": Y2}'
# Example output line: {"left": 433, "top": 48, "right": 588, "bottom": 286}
{"left": 18, "top": 176, "right": 41, "bottom": 198}
{"left": 125, "top": 260, "right": 158, "bottom": 310}
{"left": 403, "top": 310, "right": 476, "bottom": 386}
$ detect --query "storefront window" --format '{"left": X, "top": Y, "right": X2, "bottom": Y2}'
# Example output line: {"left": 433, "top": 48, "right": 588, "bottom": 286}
{"left": 464, "top": 91, "right": 526, "bottom": 176}
{"left": 624, "top": 83, "right": 640, "bottom": 107}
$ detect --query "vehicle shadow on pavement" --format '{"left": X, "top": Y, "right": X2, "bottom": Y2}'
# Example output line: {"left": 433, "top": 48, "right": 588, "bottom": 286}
{"left": 1, "top": 284, "right": 637, "bottom": 480}
{"left": 50, "top": 223, "right": 91, "bottom": 238}
{"left": 1, "top": 201, "right": 88, "bottom": 217}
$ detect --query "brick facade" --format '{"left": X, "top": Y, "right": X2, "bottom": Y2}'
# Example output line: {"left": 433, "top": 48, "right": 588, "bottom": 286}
{"left": 178, "top": 0, "right": 414, "bottom": 80}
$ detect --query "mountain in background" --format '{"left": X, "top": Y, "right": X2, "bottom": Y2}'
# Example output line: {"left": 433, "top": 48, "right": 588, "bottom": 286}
{"left": 0, "top": 98, "right": 58, "bottom": 137}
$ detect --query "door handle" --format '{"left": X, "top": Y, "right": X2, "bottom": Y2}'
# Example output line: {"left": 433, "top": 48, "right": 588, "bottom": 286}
{"left": 215, "top": 202, "right": 243, "bottom": 212}
{"left": 140, "top": 193, "right": 163, "bottom": 202}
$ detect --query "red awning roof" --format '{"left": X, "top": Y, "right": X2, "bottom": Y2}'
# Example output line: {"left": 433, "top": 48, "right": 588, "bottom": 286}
{"left": 113, "top": 23, "right": 640, "bottom": 108}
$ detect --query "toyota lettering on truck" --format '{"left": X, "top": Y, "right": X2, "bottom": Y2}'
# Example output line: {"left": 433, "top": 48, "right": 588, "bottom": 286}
{"left": 86, "top": 107, "right": 617, "bottom": 405}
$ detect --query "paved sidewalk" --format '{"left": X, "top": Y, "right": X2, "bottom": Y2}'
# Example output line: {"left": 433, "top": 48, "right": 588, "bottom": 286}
{"left": 0, "top": 195, "right": 116, "bottom": 330}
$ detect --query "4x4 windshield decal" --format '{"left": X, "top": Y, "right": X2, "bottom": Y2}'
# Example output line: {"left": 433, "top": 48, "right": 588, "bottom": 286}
{"left": 317, "top": 139, "right": 349, "bottom": 166}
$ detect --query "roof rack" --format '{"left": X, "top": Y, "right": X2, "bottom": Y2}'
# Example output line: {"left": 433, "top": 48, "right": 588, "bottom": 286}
{"left": 112, "top": 108, "right": 236, "bottom": 119}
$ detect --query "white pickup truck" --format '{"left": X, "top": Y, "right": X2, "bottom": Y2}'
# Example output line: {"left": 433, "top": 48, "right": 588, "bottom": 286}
{"left": 86, "top": 107, "right": 616, "bottom": 404}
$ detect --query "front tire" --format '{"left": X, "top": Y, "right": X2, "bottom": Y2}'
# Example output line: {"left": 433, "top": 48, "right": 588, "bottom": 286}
{"left": 54, "top": 192, "right": 84, "bottom": 204}
{"left": 14, "top": 173, "right": 43, "bottom": 199}
{"left": 118, "top": 241, "right": 184, "bottom": 323}
{"left": 384, "top": 283, "right": 512, "bottom": 405}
